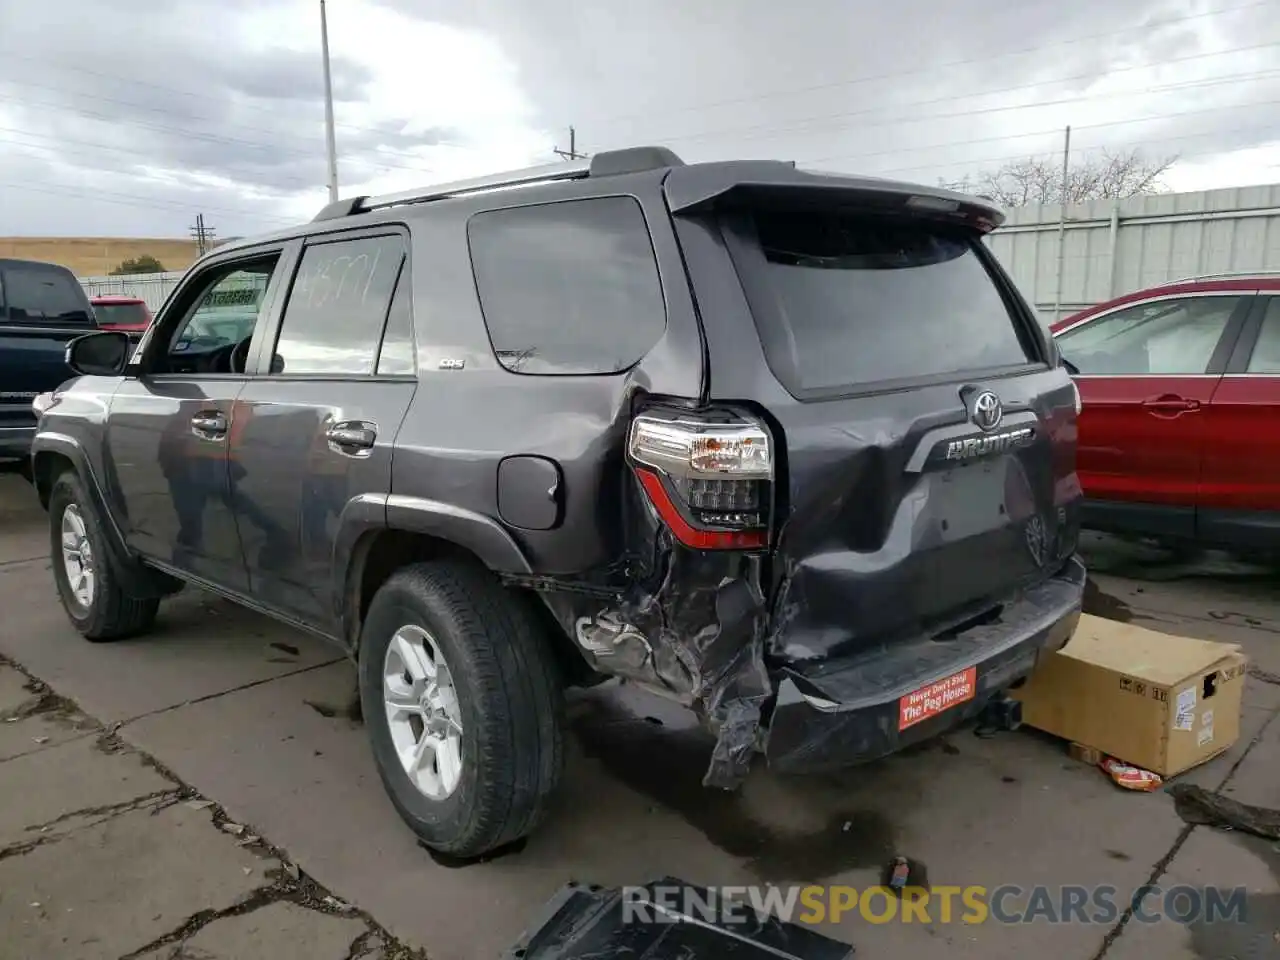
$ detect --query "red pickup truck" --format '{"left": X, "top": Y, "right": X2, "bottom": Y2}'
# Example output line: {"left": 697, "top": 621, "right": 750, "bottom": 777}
{"left": 1050, "top": 273, "right": 1280, "bottom": 553}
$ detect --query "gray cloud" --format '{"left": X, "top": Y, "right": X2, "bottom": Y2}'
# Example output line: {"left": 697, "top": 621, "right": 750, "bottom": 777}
{"left": 0, "top": 0, "right": 1277, "bottom": 243}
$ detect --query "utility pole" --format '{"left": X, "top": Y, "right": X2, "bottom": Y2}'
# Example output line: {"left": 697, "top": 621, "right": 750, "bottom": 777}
{"left": 554, "top": 125, "right": 587, "bottom": 161}
{"left": 320, "top": 0, "right": 340, "bottom": 202}
{"left": 1052, "top": 124, "right": 1071, "bottom": 324}
{"left": 189, "top": 214, "right": 215, "bottom": 257}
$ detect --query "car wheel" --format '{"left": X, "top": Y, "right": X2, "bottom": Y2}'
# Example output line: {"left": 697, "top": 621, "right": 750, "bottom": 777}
{"left": 358, "top": 561, "right": 564, "bottom": 859}
{"left": 49, "top": 470, "right": 159, "bottom": 642}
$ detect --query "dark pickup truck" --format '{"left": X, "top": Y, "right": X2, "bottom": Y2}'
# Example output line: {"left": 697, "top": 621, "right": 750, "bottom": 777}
{"left": 0, "top": 258, "right": 145, "bottom": 461}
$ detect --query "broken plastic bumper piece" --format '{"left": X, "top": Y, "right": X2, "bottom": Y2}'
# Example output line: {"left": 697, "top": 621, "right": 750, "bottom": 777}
{"left": 505, "top": 877, "right": 856, "bottom": 959}
{"left": 765, "top": 555, "right": 1086, "bottom": 774}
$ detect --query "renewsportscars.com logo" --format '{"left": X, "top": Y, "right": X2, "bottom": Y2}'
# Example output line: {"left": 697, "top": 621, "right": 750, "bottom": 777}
{"left": 620, "top": 883, "right": 1250, "bottom": 927}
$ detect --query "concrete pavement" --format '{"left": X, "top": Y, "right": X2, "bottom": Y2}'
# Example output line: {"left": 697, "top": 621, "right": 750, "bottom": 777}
{"left": 2, "top": 470, "right": 1279, "bottom": 959}
{"left": 0, "top": 659, "right": 418, "bottom": 959}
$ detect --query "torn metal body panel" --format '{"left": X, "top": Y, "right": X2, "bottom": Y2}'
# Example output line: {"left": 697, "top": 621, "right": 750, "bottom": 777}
{"left": 504, "top": 878, "right": 856, "bottom": 960}
{"left": 534, "top": 540, "right": 774, "bottom": 790}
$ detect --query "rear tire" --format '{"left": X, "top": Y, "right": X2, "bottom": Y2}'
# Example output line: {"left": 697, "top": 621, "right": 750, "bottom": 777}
{"left": 358, "top": 561, "right": 564, "bottom": 859}
{"left": 49, "top": 470, "right": 159, "bottom": 642}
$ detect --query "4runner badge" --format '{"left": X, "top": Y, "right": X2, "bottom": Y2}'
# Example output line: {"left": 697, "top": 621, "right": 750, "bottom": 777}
{"left": 943, "top": 427, "right": 1035, "bottom": 462}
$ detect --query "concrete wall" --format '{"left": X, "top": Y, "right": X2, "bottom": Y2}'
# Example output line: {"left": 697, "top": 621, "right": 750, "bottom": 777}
{"left": 0, "top": 237, "right": 201, "bottom": 278}
{"left": 986, "top": 183, "right": 1280, "bottom": 325}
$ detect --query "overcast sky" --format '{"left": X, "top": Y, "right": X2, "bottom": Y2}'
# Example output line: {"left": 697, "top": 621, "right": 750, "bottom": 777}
{"left": 0, "top": 0, "right": 1277, "bottom": 239}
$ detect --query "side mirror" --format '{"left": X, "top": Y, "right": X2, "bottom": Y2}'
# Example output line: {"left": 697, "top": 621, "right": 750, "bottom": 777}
{"left": 66, "top": 331, "right": 132, "bottom": 377}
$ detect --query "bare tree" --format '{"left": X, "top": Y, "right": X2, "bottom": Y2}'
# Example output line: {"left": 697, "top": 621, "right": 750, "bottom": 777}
{"left": 940, "top": 148, "right": 1177, "bottom": 208}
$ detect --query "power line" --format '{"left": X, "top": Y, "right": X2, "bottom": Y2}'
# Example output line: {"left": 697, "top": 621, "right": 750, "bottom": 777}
{"left": 6, "top": 47, "right": 1275, "bottom": 190}
{"left": 1, "top": 180, "right": 298, "bottom": 225}
{"left": 570, "top": 0, "right": 1274, "bottom": 131}
{"left": 799, "top": 97, "right": 1280, "bottom": 169}
{"left": 630, "top": 45, "right": 1280, "bottom": 150}
{"left": 0, "top": 1, "right": 1267, "bottom": 163}
{"left": 871, "top": 122, "right": 1280, "bottom": 181}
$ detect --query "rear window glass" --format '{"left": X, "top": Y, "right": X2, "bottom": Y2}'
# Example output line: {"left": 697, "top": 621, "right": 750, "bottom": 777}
{"left": 1, "top": 265, "right": 93, "bottom": 326}
{"left": 744, "top": 211, "right": 1031, "bottom": 391}
{"left": 92, "top": 302, "right": 150, "bottom": 327}
{"left": 468, "top": 197, "right": 666, "bottom": 375}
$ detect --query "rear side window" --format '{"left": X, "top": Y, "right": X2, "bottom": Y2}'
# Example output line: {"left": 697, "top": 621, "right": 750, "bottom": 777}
{"left": 273, "top": 234, "right": 405, "bottom": 376}
{"left": 739, "top": 211, "right": 1032, "bottom": 392}
{"left": 468, "top": 197, "right": 666, "bottom": 375}
{"left": 0, "top": 264, "right": 93, "bottom": 326}
{"left": 92, "top": 301, "right": 150, "bottom": 328}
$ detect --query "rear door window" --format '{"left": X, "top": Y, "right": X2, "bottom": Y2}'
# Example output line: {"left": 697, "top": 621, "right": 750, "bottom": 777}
{"left": 0, "top": 264, "right": 93, "bottom": 326}
{"left": 1055, "top": 296, "right": 1241, "bottom": 375}
{"left": 468, "top": 197, "right": 666, "bottom": 375}
{"left": 1245, "top": 297, "right": 1280, "bottom": 374}
{"left": 735, "top": 210, "right": 1033, "bottom": 393}
{"left": 272, "top": 234, "right": 406, "bottom": 376}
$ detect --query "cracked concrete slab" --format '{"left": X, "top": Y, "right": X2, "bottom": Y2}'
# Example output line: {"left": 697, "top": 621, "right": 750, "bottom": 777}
{"left": 0, "top": 733, "right": 173, "bottom": 848}
{"left": 0, "top": 803, "right": 266, "bottom": 960}
{"left": 125, "top": 661, "right": 1195, "bottom": 960}
{"left": 133, "top": 901, "right": 370, "bottom": 960}
{"left": 1206, "top": 701, "right": 1280, "bottom": 811}
{"left": 0, "top": 663, "right": 34, "bottom": 713}
{"left": 0, "top": 666, "right": 98, "bottom": 761}
{"left": 0, "top": 559, "right": 341, "bottom": 724}
{"left": 1102, "top": 827, "right": 1280, "bottom": 960}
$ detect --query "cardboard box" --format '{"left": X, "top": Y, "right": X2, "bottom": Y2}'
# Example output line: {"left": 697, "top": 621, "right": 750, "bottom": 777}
{"left": 1013, "top": 614, "right": 1248, "bottom": 777}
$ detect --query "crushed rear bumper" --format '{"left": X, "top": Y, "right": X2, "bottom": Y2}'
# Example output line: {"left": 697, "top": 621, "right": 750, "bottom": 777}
{"left": 764, "top": 555, "right": 1086, "bottom": 773}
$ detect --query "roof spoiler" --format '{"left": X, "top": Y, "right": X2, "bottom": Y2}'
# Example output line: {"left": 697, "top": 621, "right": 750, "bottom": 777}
{"left": 663, "top": 162, "right": 1005, "bottom": 232}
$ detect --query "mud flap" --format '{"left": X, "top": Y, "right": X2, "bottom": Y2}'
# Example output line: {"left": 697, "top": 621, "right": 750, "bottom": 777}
{"left": 504, "top": 878, "right": 856, "bottom": 959}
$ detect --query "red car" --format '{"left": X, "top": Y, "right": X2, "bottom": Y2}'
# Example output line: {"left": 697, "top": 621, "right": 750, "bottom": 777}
{"left": 89, "top": 295, "right": 152, "bottom": 332}
{"left": 1050, "top": 273, "right": 1280, "bottom": 551}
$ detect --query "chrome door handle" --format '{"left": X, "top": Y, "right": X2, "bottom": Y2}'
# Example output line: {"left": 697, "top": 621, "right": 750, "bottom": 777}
{"left": 190, "top": 411, "right": 227, "bottom": 438}
{"left": 326, "top": 421, "right": 377, "bottom": 454}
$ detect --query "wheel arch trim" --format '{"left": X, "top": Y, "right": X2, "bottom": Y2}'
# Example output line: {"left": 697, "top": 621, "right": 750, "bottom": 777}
{"left": 333, "top": 493, "right": 533, "bottom": 647}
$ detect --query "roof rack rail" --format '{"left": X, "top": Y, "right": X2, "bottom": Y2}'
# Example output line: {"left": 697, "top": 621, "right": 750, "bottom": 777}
{"left": 312, "top": 146, "right": 684, "bottom": 222}
{"left": 1158, "top": 269, "right": 1280, "bottom": 285}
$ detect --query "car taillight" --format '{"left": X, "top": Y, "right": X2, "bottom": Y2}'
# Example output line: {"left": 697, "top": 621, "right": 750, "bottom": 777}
{"left": 628, "top": 413, "right": 773, "bottom": 550}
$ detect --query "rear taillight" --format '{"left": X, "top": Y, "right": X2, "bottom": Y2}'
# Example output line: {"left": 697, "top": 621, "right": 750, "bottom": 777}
{"left": 628, "top": 413, "right": 773, "bottom": 550}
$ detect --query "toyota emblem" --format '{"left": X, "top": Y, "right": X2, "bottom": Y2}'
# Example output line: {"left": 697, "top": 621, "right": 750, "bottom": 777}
{"left": 972, "top": 391, "right": 1003, "bottom": 431}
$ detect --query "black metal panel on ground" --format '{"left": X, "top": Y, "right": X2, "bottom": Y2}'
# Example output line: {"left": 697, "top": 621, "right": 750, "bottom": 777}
{"left": 505, "top": 878, "right": 855, "bottom": 959}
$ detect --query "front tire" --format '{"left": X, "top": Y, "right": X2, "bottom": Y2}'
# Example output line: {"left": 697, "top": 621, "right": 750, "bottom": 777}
{"left": 358, "top": 561, "right": 564, "bottom": 859}
{"left": 49, "top": 470, "right": 159, "bottom": 642}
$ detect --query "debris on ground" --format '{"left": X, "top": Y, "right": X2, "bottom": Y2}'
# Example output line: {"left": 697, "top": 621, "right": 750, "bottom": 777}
{"left": 1168, "top": 783, "right": 1280, "bottom": 840}
{"left": 1069, "top": 742, "right": 1104, "bottom": 766}
{"left": 888, "top": 856, "right": 911, "bottom": 891}
{"left": 1101, "top": 757, "right": 1163, "bottom": 792}
{"left": 505, "top": 878, "right": 855, "bottom": 959}
{"left": 185, "top": 799, "right": 215, "bottom": 811}
{"left": 219, "top": 822, "right": 246, "bottom": 836}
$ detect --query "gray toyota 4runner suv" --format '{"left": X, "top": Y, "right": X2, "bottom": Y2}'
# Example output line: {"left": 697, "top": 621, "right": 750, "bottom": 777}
{"left": 32, "top": 146, "right": 1085, "bottom": 858}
